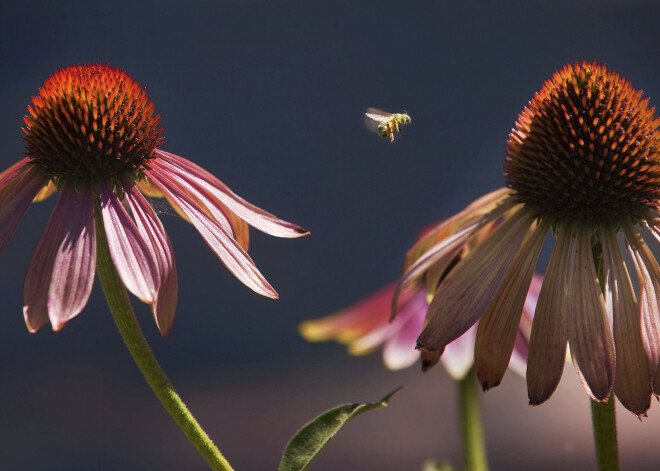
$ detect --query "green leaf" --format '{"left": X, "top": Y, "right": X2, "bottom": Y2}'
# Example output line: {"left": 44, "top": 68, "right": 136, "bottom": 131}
{"left": 279, "top": 387, "right": 402, "bottom": 471}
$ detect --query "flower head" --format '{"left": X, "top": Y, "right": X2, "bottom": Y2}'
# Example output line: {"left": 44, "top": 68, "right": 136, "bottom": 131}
{"left": 398, "top": 62, "right": 660, "bottom": 416}
{"left": 300, "top": 219, "right": 543, "bottom": 381}
{"left": 8, "top": 64, "right": 307, "bottom": 336}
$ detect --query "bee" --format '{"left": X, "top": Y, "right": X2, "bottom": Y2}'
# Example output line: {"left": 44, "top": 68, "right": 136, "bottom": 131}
{"left": 364, "top": 107, "right": 411, "bottom": 143}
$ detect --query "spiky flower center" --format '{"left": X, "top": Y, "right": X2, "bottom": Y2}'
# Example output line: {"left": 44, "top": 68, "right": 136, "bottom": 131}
{"left": 23, "top": 64, "right": 163, "bottom": 186}
{"left": 505, "top": 62, "right": 660, "bottom": 226}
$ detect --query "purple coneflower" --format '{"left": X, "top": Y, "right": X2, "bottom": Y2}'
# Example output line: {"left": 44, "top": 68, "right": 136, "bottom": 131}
{"left": 397, "top": 62, "right": 660, "bottom": 416}
{"left": 7, "top": 64, "right": 307, "bottom": 336}
{"left": 301, "top": 219, "right": 543, "bottom": 381}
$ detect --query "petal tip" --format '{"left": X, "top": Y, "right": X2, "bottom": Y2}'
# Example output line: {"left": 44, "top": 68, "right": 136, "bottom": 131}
{"left": 25, "top": 323, "right": 40, "bottom": 334}
{"left": 481, "top": 379, "right": 500, "bottom": 392}
{"left": 528, "top": 390, "right": 548, "bottom": 406}
{"left": 51, "top": 320, "right": 67, "bottom": 332}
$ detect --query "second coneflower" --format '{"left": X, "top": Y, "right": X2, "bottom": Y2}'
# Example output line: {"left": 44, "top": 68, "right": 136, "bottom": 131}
{"left": 7, "top": 64, "right": 308, "bottom": 336}
{"left": 396, "top": 62, "right": 660, "bottom": 417}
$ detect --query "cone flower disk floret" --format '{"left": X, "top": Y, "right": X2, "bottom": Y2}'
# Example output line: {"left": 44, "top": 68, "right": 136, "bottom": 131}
{"left": 5, "top": 64, "right": 307, "bottom": 336}
{"left": 395, "top": 62, "right": 660, "bottom": 417}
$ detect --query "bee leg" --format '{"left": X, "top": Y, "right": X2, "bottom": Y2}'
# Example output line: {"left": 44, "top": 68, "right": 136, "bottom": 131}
{"left": 389, "top": 131, "right": 394, "bottom": 143}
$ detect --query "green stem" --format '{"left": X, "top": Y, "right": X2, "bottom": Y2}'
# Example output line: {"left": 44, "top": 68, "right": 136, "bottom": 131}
{"left": 458, "top": 366, "right": 488, "bottom": 471}
{"left": 589, "top": 232, "right": 619, "bottom": 471}
{"left": 94, "top": 205, "right": 233, "bottom": 471}
{"left": 591, "top": 393, "right": 619, "bottom": 471}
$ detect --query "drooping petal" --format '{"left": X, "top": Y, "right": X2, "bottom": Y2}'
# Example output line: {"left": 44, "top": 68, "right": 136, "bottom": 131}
{"left": 421, "top": 348, "right": 443, "bottom": 372}
{"left": 604, "top": 227, "right": 650, "bottom": 416}
{"left": 404, "top": 187, "right": 514, "bottom": 270}
{"left": 299, "top": 283, "right": 425, "bottom": 368}
{"left": 99, "top": 182, "right": 158, "bottom": 304}
{"left": 124, "top": 183, "right": 179, "bottom": 336}
{"left": 23, "top": 184, "right": 96, "bottom": 332}
{"left": 417, "top": 207, "right": 534, "bottom": 351}
{"left": 625, "top": 222, "right": 660, "bottom": 396}
{"left": 152, "top": 149, "right": 308, "bottom": 238}
{"left": 393, "top": 199, "right": 514, "bottom": 319}
{"left": 527, "top": 228, "right": 570, "bottom": 405}
{"left": 567, "top": 225, "right": 615, "bottom": 402}
{"left": 146, "top": 166, "right": 278, "bottom": 298}
{"left": 440, "top": 325, "right": 477, "bottom": 381}
{"left": 474, "top": 220, "right": 548, "bottom": 390}
{"left": 0, "top": 162, "right": 49, "bottom": 254}
{"left": 298, "top": 284, "right": 396, "bottom": 344}
{"left": 147, "top": 160, "right": 250, "bottom": 250}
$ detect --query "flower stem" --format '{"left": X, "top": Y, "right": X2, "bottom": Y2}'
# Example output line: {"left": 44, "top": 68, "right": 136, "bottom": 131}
{"left": 94, "top": 205, "right": 234, "bottom": 471}
{"left": 458, "top": 366, "right": 489, "bottom": 471}
{"left": 591, "top": 394, "right": 619, "bottom": 471}
{"left": 590, "top": 232, "right": 619, "bottom": 471}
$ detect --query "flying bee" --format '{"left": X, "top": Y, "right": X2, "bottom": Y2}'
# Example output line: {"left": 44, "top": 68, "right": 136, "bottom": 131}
{"left": 364, "top": 107, "right": 411, "bottom": 143}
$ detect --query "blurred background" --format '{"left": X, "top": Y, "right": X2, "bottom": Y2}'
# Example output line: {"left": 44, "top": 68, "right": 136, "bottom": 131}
{"left": 2, "top": 0, "right": 660, "bottom": 469}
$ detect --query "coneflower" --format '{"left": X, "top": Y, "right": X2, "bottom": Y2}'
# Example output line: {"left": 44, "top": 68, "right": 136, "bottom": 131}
{"left": 396, "top": 62, "right": 660, "bottom": 417}
{"left": 7, "top": 64, "right": 308, "bottom": 336}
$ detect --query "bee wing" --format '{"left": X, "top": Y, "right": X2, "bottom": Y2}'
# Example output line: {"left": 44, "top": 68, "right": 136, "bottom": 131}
{"left": 364, "top": 107, "right": 393, "bottom": 133}
{"left": 365, "top": 107, "right": 393, "bottom": 121}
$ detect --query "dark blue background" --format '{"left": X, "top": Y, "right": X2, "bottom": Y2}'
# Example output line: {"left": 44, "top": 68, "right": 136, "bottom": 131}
{"left": 2, "top": 1, "right": 660, "bottom": 469}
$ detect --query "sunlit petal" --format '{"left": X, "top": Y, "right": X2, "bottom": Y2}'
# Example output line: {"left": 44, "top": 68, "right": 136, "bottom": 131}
{"left": 147, "top": 166, "right": 277, "bottom": 298}
{"left": 100, "top": 182, "right": 158, "bottom": 304}
{"left": 124, "top": 183, "right": 179, "bottom": 336}
{"left": 24, "top": 184, "right": 96, "bottom": 332}
{"left": 0, "top": 163, "right": 48, "bottom": 254}
{"left": 153, "top": 149, "right": 308, "bottom": 238}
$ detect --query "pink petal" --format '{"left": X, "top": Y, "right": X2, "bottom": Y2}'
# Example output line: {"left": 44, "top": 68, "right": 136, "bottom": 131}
{"left": 393, "top": 199, "right": 513, "bottom": 320}
{"left": 152, "top": 161, "right": 252, "bottom": 251}
{"left": 527, "top": 229, "right": 570, "bottom": 405}
{"left": 0, "top": 161, "right": 49, "bottom": 254}
{"left": 381, "top": 289, "right": 427, "bottom": 370}
{"left": 403, "top": 188, "right": 514, "bottom": 270}
{"left": 604, "top": 227, "right": 650, "bottom": 416}
{"left": 417, "top": 207, "right": 533, "bottom": 351}
{"left": 299, "top": 284, "right": 397, "bottom": 344}
{"left": 567, "top": 225, "right": 615, "bottom": 402}
{"left": 150, "top": 163, "right": 238, "bottom": 238}
{"left": 153, "top": 149, "right": 308, "bottom": 238}
{"left": 474, "top": 220, "right": 547, "bottom": 390}
{"left": 99, "top": 182, "right": 158, "bottom": 304}
{"left": 146, "top": 166, "right": 278, "bottom": 299}
{"left": 625, "top": 222, "right": 660, "bottom": 397}
{"left": 166, "top": 181, "right": 251, "bottom": 251}
{"left": 24, "top": 184, "right": 96, "bottom": 332}
{"left": 441, "top": 325, "right": 478, "bottom": 380}
{"left": 124, "top": 183, "right": 178, "bottom": 336}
